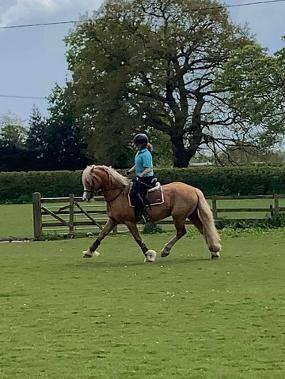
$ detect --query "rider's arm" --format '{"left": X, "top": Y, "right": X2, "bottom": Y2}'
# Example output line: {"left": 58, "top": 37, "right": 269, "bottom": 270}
{"left": 139, "top": 151, "right": 153, "bottom": 177}
{"left": 139, "top": 168, "right": 152, "bottom": 177}
{"left": 127, "top": 165, "right": 135, "bottom": 175}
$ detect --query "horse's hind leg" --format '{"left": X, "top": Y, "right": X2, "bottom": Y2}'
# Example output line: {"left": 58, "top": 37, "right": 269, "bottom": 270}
{"left": 161, "top": 218, "right": 186, "bottom": 257}
{"left": 189, "top": 209, "right": 220, "bottom": 259}
{"left": 189, "top": 209, "right": 204, "bottom": 235}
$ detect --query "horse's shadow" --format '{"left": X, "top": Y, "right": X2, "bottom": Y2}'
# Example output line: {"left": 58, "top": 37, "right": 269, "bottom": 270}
{"left": 66, "top": 255, "right": 225, "bottom": 270}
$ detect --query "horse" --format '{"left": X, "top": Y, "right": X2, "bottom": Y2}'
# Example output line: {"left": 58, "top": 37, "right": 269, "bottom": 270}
{"left": 81, "top": 165, "right": 221, "bottom": 262}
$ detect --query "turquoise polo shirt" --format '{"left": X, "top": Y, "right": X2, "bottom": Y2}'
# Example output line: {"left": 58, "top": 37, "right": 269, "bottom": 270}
{"left": 135, "top": 148, "right": 154, "bottom": 177}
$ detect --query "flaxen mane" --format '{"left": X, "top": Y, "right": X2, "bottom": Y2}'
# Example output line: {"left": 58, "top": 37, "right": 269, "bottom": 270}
{"left": 82, "top": 165, "right": 129, "bottom": 187}
{"left": 98, "top": 166, "right": 129, "bottom": 187}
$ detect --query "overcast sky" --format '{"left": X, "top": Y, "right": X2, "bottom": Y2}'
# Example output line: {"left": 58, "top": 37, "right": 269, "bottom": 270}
{"left": 0, "top": 0, "right": 285, "bottom": 125}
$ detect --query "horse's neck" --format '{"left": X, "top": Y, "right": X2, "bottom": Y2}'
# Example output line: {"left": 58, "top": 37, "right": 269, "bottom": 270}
{"left": 95, "top": 169, "right": 127, "bottom": 202}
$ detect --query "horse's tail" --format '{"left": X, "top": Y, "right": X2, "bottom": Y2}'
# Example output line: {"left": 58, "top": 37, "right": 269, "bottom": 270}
{"left": 196, "top": 189, "right": 222, "bottom": 254}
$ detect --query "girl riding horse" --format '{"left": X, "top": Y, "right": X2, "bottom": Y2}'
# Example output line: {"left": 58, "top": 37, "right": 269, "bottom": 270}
{"left": 127, "top": 133, "right": 155, "bottom": 222}
{"left": 82, "top": 165, "right": 221, "bottom": 263}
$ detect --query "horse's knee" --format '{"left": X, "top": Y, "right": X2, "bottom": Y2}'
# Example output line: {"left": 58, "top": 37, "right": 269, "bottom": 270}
{"left": 177, "top": 227, "right": 186, "bottom": 239}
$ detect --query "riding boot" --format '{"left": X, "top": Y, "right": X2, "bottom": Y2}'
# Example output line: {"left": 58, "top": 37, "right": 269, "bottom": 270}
{"left": 135, "top": 205, "right": 148, "bottom": 224}
{"left": 135, "top": 208, "right": 143, "bottom": 222}
{"left": 135, "top": 194, "right": 145, "bottom": 222}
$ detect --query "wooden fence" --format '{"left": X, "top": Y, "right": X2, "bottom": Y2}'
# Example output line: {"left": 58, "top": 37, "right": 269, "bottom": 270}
{"left": 32, "top": 192, "right": 285, "bottom": 240}
{"left": 33, "top": 192, "right": 107, "bottom": 240}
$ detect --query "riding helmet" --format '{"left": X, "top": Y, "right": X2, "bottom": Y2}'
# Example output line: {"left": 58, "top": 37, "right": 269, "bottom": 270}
{"left": 133, "top": 133, "right": 148, "bottom": 145}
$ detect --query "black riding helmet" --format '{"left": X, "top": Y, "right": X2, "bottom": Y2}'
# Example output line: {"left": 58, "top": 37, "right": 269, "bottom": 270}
{"left": 133, "top": 133, "right": 148, "bottom": 145}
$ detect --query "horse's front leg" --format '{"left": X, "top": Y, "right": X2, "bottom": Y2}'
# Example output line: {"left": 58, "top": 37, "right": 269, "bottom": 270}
{"left": 83, "top": 218, "right": 117, "bottom": 258}
{"left": 125, "top": 221, "right": 157, "bottom": 263}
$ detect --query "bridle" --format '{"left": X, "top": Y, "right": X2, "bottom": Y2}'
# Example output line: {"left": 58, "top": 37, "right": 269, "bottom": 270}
{"left": 83, "top": 168, "right": 126, "bottom": 203}
{"left": 103, "top": 187, "right": 125, "bottom": 203}
{"left": 84, "top": 187, "right": 125, "bottom": 203}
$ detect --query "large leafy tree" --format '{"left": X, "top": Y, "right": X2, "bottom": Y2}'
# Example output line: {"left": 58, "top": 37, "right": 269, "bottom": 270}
{"left": 219, "top": 43, "right": 285, "bottom": 148}
{"left": 65, "top": 0, "right": 253, "bottom": 167}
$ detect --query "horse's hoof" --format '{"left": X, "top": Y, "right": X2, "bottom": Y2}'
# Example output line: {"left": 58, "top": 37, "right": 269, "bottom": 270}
{"left": 83, "top": 250, "right": 93, "bottom": 258}
{"left": 82, "top": 250, "right": 100, "bottom": 258}
{"left": 144, "top": 250, "right": 157, "bottom": 263}
{"left": 161, "top": 249, "right": 170, "bottom": 258}
{"left": 211, "top": 252, "right": 220, "bottom": 259}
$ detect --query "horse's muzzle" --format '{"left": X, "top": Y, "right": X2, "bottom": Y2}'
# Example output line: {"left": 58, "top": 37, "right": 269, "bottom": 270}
{"left": 82, "top": 191, "right": 93, "bottom": 201}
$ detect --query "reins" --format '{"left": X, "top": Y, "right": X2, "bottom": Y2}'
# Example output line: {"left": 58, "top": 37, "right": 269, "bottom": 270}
{"left": 103, "top": 187, "right": 125, "bottom": 203}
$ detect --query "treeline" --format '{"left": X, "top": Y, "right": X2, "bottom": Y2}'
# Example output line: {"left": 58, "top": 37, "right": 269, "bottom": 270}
{"left": 1, "top": 0, "right": 285, "bottom": 170}
{"left": 0, "top": 86, "right": 92, "bottom": 171}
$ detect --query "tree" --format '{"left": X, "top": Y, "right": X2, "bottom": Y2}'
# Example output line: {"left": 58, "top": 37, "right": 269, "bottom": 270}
{"left": 0, "top": 113, "right": 33, "bottom": 171}
{"left": 65, "top": 0, "right": 253, "bottom": 167}
{"left": 148, "top": 129, "right": 172, "bottom": 167}
{"left": 0, "top": 113, "right": 27, "bottom": 149}
{"left": 215, "top": 145, "right": 285, "bottom": 166}
{"left": 218, "top": 43, "right": 285, "bottom": 148}
{"left": 26, "top": 87, "right": 90, "bottom": 170}
{"left": 45, "top": 84, "right": 91, "bottom": 169}
{"left": 27, "top": 106, "right": 49, "bottom": 159}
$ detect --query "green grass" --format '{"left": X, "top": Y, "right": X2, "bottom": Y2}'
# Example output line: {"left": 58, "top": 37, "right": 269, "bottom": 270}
{"left": 0, "top": 204, "right": 33, "bottom": 238}
{"left": 0, "top": 230, "right": 285, "bottom": 378}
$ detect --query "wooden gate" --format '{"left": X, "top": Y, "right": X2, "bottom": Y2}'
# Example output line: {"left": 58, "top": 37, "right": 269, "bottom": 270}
{"left": 32, "top": 192, "right": 108, "bottom": 240}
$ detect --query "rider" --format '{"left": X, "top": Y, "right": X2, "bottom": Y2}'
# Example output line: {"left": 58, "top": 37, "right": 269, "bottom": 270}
{"left": 127, "top": 133, "right": 155, "bottom": 221}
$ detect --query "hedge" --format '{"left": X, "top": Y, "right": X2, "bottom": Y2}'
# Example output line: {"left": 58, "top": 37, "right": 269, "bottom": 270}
{"left": 0, "top": 171, "right": 82, "bottom": 204}
{"left": 1, "top": 166, "right": 285, "bottom": 203}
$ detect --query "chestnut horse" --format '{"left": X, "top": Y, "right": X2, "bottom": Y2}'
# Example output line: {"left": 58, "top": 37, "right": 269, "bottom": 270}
{"left": 82, "top": 165, "right": 221, "bottom": 262}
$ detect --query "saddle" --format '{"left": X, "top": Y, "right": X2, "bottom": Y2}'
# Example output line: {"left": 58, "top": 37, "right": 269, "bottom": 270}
{"left": 128, "top": 179, "right": 164, "bottom": 208}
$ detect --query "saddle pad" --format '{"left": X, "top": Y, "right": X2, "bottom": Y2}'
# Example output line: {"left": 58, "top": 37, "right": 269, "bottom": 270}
{"left": 128, "top": 184, "right": 165, "bottom": 208}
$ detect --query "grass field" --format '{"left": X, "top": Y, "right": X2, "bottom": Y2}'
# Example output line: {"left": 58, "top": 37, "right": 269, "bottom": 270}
{"left": 1, "top": 230, "right": 285, "bottom": 378}
{"left": 0, "top": 204, "right": 33, "bottom": 238}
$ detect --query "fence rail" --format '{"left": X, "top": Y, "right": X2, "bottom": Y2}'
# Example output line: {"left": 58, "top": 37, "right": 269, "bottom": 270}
{"left": 32, "top": 192, "right": 285, "bottom": 240}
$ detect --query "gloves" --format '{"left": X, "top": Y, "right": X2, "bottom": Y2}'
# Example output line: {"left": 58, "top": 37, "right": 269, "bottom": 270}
{"left": 132, "top": 176, "right": 140, "bottom": 183}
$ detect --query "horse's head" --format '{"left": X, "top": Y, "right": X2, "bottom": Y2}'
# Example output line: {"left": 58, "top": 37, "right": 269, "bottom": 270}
{"left": 82, "top": 165, "right": 102, "bottom": 201}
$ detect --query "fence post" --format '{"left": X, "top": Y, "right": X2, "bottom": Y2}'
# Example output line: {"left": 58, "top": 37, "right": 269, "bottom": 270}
{"left": 273, "top": 193, "right": 280, "bottom": 219}
{"left": 69, "top": 194, "right": 75, "bottom": 237}
{"left": 212, "top": 196, "right": 218, "bottom": 220}
{"left": 33, "top": 192, "right": 42, "bottom": 240}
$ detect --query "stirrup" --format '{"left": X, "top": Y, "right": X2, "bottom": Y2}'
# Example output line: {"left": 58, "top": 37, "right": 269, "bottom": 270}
{"left": 142, "top": 209, "right": 150, "bottom": 223}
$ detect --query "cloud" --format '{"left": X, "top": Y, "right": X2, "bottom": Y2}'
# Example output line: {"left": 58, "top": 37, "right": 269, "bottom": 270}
{"left": 0, "top": 0, "right": 103, "bottom": 27}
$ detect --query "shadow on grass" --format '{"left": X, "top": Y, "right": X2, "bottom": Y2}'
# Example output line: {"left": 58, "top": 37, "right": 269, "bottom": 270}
{"left": 66, "top": 255, "right": 227, "bottom": 269}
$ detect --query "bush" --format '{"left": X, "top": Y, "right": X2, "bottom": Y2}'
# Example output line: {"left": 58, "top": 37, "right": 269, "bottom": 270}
{"left": 155, "top": 166, "right": 285, "bottom": 196}
{"left": 0, "top": 165, "right": 285, "bottom": 203}
{"left": 142, "top": 222, "right": 163, "bottom": 234}
{"left": 0, "top": 171, "right": 82, "bottom": 203}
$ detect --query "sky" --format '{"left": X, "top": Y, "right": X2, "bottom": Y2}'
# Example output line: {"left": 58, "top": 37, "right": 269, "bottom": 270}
{"left": 0, "top": 0, "right": 285, "bottom": 125}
